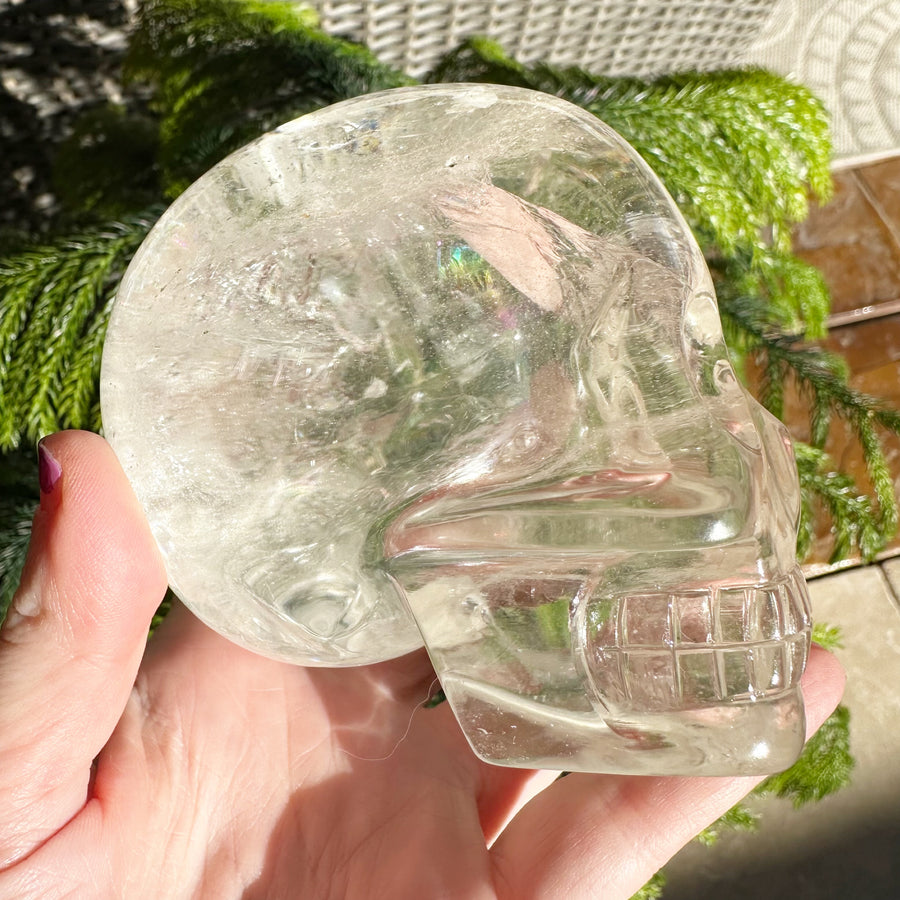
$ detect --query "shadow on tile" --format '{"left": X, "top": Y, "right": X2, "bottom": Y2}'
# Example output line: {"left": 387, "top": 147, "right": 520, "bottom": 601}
{"left": 663, "top": 813, "right": 900, "bottom": 900}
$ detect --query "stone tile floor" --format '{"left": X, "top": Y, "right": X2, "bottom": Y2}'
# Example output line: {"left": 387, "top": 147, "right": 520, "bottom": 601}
{"left": 664, "top": 156, "right": 900, "bottom": 897}
{"left": 664, "top": 566, "right": 900, "bottom": 898}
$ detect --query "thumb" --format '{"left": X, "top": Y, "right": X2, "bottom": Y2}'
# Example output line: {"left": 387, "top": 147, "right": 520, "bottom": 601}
{"left": 0, "top": 431, "right": 167, "bottom": 869}
{"left": 489, "top": 645, "right": 846, "bottom": 899}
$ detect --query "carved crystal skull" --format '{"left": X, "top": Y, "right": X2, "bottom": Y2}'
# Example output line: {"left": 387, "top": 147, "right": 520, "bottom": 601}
{"left": 101, "top": 84, "right": 812, "bottom": 775}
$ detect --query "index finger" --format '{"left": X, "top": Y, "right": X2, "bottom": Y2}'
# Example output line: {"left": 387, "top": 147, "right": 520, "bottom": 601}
{"left": 0, "top": 431, "right": 167, "bottom": 869}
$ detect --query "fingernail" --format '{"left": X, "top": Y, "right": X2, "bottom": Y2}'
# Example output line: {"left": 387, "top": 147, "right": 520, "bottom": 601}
{"left": 38, "top": 440, "right": 62, "bottom": 496}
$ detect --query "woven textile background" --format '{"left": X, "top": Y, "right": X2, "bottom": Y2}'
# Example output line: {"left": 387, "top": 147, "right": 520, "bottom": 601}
{"left": 746, "top": 0, "right": 900, "bottom": 164}
{"left": 311, "top": 0, "right": 777, "bottom": 78}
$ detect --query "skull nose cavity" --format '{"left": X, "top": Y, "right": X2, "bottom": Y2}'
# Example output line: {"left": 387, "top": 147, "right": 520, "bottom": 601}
{"left": 579, "top": 568, "right": 811, "bottom": 715}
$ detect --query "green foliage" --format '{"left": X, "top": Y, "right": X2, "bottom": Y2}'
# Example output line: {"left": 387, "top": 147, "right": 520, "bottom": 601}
{"left": 429, "top": 38, "right": 833, "bottom": 340}
{"left": 0, "top": 499, "right": 34, "bottom": 618}
{"left": 811, "top": 621, "right": 844, "bottom": 651}
{"left": 433, "top": 38, "right": 899, "bottom": 562}
{"left": 126, "top": 0, "right": 412, "bottom": 195}
{"left": 52, "top": 104, "right": 162, "bottom": 221}
{"left": 1, "top": 0, "right": 896, "bottom": 591}
{"left": 0, "top": 212, "right": 158, "bottom": 451}
{"left": 0, "top": 8, "right": 879, "bottom": 887}
{"left": 630, "top": 870, "right": 666, "bottom": 900}
{"left": 720, "top": 247, "right": 832, "bottom": 343}
{"left": 0, "top": 448, "right": 39, "bottom": 616}
{"left": 795, "top": 443, "right": 885, "bottom": 562}
{"left": 721, "top": 293, "right": 900, "bottom": 558}
{"left": 150, "top": 590, "right": 175, "bottom": 635}
{"left": 757, "top": 705, "right": 854, "bottom": 807}
{"left": 431, "top": 39, "right": 834, "bottom": 240}
{"left": 694, "top": 802, "right": 759, "bottom": 847}
{"left": 535, "top": 597, "right": 572, "bottom": 648}
{"left": 423, "top": 687, "right": 447, "bottom": 709}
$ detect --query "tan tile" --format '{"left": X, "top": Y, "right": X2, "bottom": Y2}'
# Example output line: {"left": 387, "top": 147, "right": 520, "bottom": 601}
{"left": 824, "top": 315, "right": 900, "bottom": 376}
{"left": 795, "top": 171, "right": 885, "bottom": 243}
{"left": 663, "top": 565, "right": 900, "bottom": 897}
{"left": 856, "top": 156, "right": 900, "bottom": 240}
{"left": 800, "top": 243, "right": 900, "bottom": 314}
{"left": 877, "top": 557, "right": 900, "bottom": 600}
{"left": 794, "top": 171, "right": 900, "bottom": 313}
{"left": 808, "top": 568, "right": 900, "bottom": 768}
{"left": 816, "top": 315, "right": 900, "bottom": 493}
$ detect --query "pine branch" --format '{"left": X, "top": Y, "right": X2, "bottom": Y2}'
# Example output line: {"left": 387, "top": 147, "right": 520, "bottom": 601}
{"left": 596, "top": 72, "right": 832, "bottom": 257}
{"left": 150, "top": 590, "right": 176, "bottom": 635}
{"left": 0, "top": 499, "right": 35, "bottom": 618}
{"left": 629, "top": 871, "right": 666, "bottom": 900}
{"left": 434, "top": 40, "right": 892, "bottom": 564}
{"left": 6, "top": 17, "right": 889, "bottom": 567}
{"left": 0, "top": 11, "right": 870, "bottom": 862}
{"left": 430, "top": 39, "right": 833, "bottom": 347}
{"left": 795, "top": 442, "right": 883, "bottom": 565}
{"left": 756, "top": 704, "right": 854, "bottom": 807}
{"left": 429, "top": 38, "right": 833, "bottom": 254}
{"left": 812, "top": 622, "right": 844, "bottom": 651}
{"left": 0, "top": 212, "right": 159, "bottom": 450}
{"left": 127, "top": 0, "right": 412, "bottom": 195}
{"left": 721, "top": 295, "right": 900, "bottom": 552}
{"left": 51, "top": 104, "right": 162, "bottom": 222}
{"left": 694, "top": 802, "right": 759, "bottom": 847}
{"left": 0, "top": 448, "right": 39, "bottom": 616}
{"left": 718, "top": 247, "right": 831, "bottom": 342}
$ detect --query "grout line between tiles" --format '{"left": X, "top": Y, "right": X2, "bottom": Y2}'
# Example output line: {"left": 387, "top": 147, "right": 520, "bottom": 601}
{"left": 853, "top": 169, "right": 900, "bottom": 254}
{"left": 875, "top": 563, "right": 900, "bottom": 613}
{"left": 833, "top": 149, "right": 900, "bottom": 170}
{"left": 827, "top": 297, "right": 900, "bottom": 328}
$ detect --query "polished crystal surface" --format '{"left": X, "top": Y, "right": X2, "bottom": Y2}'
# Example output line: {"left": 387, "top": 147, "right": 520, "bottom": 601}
{"left": 101, "top": 84, "right": 812, "bottom": 774}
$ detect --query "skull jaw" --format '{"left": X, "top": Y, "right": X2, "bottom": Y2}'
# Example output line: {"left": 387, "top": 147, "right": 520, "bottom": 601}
{"left": 443, "top": 677, "right": 806, "bottom": 776}
{"left": 393, "top": 558, "right": 811, "bottom": 776}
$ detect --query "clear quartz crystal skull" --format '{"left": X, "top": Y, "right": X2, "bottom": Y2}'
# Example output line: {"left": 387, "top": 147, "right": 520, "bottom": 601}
{"left": 101, "top": 84, "right": 812, "bottom": 775}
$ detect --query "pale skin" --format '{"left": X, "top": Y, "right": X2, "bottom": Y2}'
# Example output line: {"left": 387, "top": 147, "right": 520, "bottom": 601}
{"left": 0, "top": 431, "right": 845, "bottom": 899}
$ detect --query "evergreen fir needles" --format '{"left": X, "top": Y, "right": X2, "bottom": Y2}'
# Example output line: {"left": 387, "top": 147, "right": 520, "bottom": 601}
{"left": 0, "top": 213, "right": 157, "bottom": 449}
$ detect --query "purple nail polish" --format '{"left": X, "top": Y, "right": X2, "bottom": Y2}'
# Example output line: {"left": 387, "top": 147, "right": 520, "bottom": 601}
{"left": 38, "top": 441, "right": 62, "bottom": 495}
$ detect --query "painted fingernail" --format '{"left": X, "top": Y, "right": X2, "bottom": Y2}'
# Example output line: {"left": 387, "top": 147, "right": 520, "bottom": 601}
{"left": 38, "top": 440, "right": 62, "bottom": 495}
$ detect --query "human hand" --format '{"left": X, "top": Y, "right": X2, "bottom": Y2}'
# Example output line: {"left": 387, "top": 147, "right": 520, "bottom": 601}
{"left": 0, "top": 431, "right": 845, "bottom": 899}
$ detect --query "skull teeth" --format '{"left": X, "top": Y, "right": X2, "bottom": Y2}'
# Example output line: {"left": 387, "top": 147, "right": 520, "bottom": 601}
{"left": 581, "top": 568, "right": 812, "bottom": 712}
